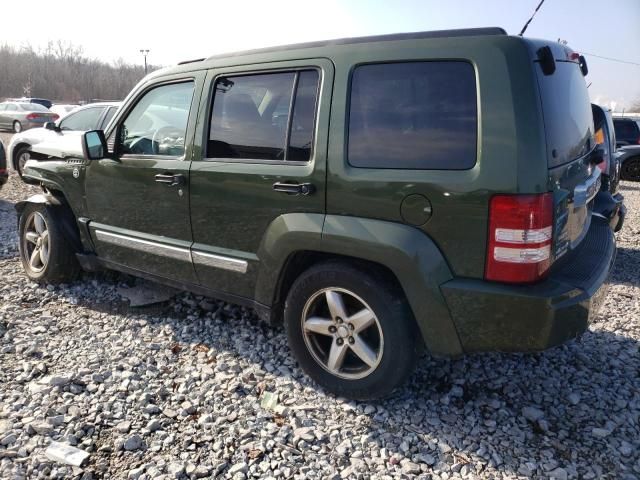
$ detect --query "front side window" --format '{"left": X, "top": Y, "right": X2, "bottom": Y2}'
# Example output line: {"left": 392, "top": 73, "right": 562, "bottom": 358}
{"left": 59, "top": 107, "right": 105, "bottom": 131}
{"left": 348, "top": 61, "right": 477, "bottom": 170}
{"left": 208, "top": 70, "right": 319, "bottom": 161}
{"left": 118, "top": 81, "right": 194, "bottom": 157}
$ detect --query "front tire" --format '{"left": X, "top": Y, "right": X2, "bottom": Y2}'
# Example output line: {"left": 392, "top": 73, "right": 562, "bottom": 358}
{"left": 18, "top": 204, "right": 80, "bottom": 284}
{"left": 284, "top": 262, "right": 420, "bottom": 400}
{"left": 15, "top": 145, "right": 31, "bottom": 177}
{"left": 621, "top": 157, "right": 640, "bottom": 182}
{"left": 13, "top": 120, "right": 22, "bottom": 133}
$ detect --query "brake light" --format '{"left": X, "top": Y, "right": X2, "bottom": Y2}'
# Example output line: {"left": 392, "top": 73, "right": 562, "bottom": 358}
{"left": 485, "top": 193, "right": 554, "bottom": 284}
{"left": 26, "top": 113, "right": 40, "bottom": 120}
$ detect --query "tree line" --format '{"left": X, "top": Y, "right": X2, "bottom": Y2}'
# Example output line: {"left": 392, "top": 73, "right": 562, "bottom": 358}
{"left": 0, "top": 41, "right": 157, "bottom": 103}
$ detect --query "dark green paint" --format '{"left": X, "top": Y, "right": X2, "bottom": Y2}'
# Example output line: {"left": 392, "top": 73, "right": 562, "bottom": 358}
{"left": 20, "top": 29, "right": 613, "bottom": 356}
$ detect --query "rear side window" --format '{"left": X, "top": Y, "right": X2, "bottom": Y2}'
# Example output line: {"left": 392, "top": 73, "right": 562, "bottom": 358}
{"left": 208, "top": 70, "right": 320, "bottom": 162}
{"left": 348, "top": 61, "right": 477, "bottom": 170}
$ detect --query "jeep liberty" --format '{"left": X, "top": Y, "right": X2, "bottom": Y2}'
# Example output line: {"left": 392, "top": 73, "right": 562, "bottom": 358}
{"left": 18, "top": 28, "right": 619, "bottom": 399}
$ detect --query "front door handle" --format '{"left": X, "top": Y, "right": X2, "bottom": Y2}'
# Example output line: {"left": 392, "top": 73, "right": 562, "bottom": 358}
{"left": 155, "top": 173, "right": 186, "bottom": 187}
{"left": 272, "top": 182, "right": 315, "bottom": 196}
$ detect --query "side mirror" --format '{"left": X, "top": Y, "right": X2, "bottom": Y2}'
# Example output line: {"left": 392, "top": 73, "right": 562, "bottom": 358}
{"left": 82, "top": 130, "right": 107, "bottom": 161}
{"left": 44, "top": 122, "right": 57, "bottom": 131}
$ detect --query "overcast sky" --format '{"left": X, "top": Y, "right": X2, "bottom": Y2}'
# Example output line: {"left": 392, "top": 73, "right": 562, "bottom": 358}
{"left": 1, "top": 0, "right": 639, "bottom": 109}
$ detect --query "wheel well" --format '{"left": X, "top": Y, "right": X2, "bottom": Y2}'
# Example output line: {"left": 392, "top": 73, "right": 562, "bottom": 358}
{"left": 271, "top": 251, "right": 406, "bottom": 323}
{"left": 12, "top": 142, "right": 31, "bottom": 169}
{"left": 41, "top": 189, "right": 83, "bottom": 253}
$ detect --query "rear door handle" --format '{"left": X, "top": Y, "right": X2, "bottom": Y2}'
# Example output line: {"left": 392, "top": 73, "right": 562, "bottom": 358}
{"left": 272, "top": 182, "right": 315, "bottom": 196}
{"left": 155, "top": 173, "right": 186, "bottom": 187}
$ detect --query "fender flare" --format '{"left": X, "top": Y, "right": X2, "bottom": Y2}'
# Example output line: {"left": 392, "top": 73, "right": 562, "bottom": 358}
{"left": 15, "top": 193, "right": 62, "bottom": 216}
{"left": 254, "top": 213, "right": 463, "bottom": 357}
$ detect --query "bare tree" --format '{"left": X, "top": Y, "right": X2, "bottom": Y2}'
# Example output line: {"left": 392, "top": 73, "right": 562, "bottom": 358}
{"left": 629, "top": 98, "right": 640, "bottom": 113}
{"left": 0, "top": 42, "right": 158, "bottom": 103}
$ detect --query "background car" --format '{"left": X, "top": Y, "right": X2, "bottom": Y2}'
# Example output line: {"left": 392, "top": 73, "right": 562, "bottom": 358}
{"left": 0, "top": 102, "right": 59, "bottom": 133}
{"left": 592, "top": 103, "right": 625, "bottom": 231}
{"left": 0, "top": 140, "right": 7, "bottom": 190}
{"left": 9, "top": 97, "right": 53, "bottom": 109}
{"left": 617, "top": 145, "right": 640, "bottom": 182}
{"left": 7, "top": 102, "right": 120, "bottom": 175}
{"left": 50, "top": 104, "right": 80, "bottom": 118}
{"left": 613, "top": 116, "right": 640, "bottom": 147}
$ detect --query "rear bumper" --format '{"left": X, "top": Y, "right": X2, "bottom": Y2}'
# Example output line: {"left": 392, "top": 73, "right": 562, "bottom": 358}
{"left": 441, "top": 218, "right": 615, "bottom": 353}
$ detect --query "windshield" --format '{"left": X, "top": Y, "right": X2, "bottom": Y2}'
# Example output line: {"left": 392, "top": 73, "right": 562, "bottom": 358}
{"left": 536, "top": 61, "right": 593, "bottom": 167}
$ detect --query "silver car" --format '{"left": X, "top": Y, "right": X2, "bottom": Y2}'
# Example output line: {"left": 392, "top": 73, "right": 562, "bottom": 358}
{"left": 0, "top": 102, "right": 59, "bottom": 133}
{"left": 7, "top": 102, "right": 120, "bottom": 175}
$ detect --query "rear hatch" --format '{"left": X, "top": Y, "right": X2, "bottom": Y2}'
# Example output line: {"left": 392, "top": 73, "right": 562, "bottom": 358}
{"left": 532, "top": 42, "right": 600, "bottom": 262}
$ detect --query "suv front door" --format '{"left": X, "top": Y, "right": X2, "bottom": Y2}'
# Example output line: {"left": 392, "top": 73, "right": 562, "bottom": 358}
{"left": 84, "top": 75, "right": 204, "bottom": 283}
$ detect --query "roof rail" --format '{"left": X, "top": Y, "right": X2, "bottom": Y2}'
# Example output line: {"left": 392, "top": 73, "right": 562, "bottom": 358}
{"left": 205, "top": 27, "right": 506, "bottom": 61}
{"left": 178, "top": 58, "right": 206, "bottom": 65}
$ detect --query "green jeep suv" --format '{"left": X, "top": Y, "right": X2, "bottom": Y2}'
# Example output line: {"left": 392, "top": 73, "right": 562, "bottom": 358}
{"left": 17, "top": 28, "right": 619, "bottom": 399}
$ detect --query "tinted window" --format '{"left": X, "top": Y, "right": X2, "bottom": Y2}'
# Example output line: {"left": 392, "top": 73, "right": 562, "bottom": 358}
{"left": 209, "top": 72, "right": 294, "bottom": 160}
{"left": 59, "top": 107, "right": 105, "bottom": 131}
{"left": 348, "top": 62, "right": 477, "bottom": 170}
{"left": 614, "top": 120, "right": 640, "bottom": 141}
{"left": 118, "top": 82, "right": 194, "bottom": 157}
{"left": 288, "top": 71, "right": 319, "bottom": 161}
{"left": 209, "top": 70, "right": 319, "bottom": 161}
{"left": 536, "top": 62, "right": 593, "bottom": 167}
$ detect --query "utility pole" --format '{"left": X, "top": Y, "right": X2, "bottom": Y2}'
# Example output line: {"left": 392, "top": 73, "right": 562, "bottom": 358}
{"left": 139, "top": 49, "right": 150, "bottom": 75}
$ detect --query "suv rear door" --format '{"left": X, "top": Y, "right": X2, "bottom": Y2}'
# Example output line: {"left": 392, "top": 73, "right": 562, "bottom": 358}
{"left": 188, "top": 59, "right": 333, "bottom": 299}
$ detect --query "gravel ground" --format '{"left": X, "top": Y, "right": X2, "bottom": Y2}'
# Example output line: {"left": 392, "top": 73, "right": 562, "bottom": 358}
{"left": 0, "top": 143, "right": 639, "bottom": 479}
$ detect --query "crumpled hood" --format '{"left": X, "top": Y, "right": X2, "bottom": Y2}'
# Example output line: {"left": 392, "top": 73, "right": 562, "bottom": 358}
{"left": 30, "top": 133, "right": 85, "bottom": 160}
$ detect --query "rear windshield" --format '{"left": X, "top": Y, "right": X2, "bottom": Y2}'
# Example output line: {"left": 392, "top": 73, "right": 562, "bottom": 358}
{"left": 536, "top": 61, "right": 593, "bottom": 167}
{"left": 20, "top": 103, "right": 48, "bottom": 112}
{"left": 614, "top": 119, "right": 640, "bottom": 139}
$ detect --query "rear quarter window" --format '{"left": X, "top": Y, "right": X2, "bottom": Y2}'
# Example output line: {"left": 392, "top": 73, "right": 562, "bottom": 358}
{"left": 348, "top": 61, "right": 477, "bottom": 170}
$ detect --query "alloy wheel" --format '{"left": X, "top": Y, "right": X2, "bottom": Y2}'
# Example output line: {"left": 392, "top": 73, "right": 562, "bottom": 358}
{"left": 301, "top": 287, "right": 384, "bottom": 379}
{"left": 18, "top": 151, "right": 30, "bottom": 174}
{"left": 22, "top": 212, "right": 50, "bottom": 273}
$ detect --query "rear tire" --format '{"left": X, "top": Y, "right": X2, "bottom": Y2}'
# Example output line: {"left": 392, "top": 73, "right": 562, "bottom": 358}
{"left": 18, "top": 204, "right": 81, "bottom": 284}
{"left": 621, "top": 157, "right": 640, "bottom": 182}
{"left": 13, "top": 121, "right": 22, "bottom": 133}
{"left": 284, "top": 261, "right": 420, "bottom": 400}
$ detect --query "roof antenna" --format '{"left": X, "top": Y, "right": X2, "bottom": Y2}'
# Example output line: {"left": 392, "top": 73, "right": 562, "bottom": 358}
{"left": 519, "top": 0, "right": 547, "bottom": 36}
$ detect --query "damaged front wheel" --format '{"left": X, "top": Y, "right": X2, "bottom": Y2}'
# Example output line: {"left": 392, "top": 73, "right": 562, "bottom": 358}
{"left": 18, "top": 204, "right": 80, "bottom": 284}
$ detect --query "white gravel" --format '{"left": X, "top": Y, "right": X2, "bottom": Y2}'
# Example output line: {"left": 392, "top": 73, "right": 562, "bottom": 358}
{"left": 0, "top": 146, "right": 639, "bottom": 479}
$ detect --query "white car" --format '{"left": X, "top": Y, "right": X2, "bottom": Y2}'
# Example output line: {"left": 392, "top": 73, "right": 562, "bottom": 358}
{"left": 50, "top": 104, "right": 81, "bottom": 119}
{"left": 8, "top": 102, "right": 120, "bottom": 176}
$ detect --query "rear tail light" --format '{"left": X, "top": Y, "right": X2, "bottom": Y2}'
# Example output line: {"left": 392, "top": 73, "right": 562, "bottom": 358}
{"left": 26, "top": 113, "right": 40, "bottom": 120}
{"left": 52, "top": 114, "right": 59, "bottom": 121}
{"left": 485, "top": 193, "right": 554, "bottom": 284}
